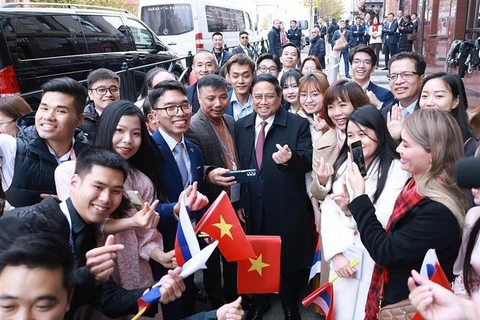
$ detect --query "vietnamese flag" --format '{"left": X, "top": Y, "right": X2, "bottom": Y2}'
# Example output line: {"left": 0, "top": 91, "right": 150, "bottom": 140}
{"left": 195, "top": 191, "right": 255, "bottom": 262}
{"left": 237, "top": 235, "right": 281, "bottom": 294}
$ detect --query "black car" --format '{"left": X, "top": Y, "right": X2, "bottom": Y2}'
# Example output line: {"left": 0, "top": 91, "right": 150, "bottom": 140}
{"left": 0, "top": 3, "right": 186, "bottom": 107}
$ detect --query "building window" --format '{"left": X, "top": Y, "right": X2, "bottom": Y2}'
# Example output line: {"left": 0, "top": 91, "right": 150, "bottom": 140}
{"left": 466, "top": 0, "right": 480, "bottom": 38}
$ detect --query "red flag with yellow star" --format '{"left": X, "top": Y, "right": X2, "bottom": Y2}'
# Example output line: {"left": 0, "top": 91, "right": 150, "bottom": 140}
{"left": 237, "top": 235, "right": 281, "bottom": 294}
{"left": 195, "top": 191, "right": 255, "bottom": 262}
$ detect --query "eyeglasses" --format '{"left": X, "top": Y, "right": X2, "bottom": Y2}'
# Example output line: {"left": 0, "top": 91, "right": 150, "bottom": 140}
{"left": 352, "top": 59, "right": 373, "bottom": 67}
{"left": 154, "top": 103, "right": 192, "bottom": 116}
{"left": 387, "top": 71, "right": 419, "bottom": 82}
{"left": 299, "top": 92, "right": 322, "bottom": 101}
{"left": 0, "top": 119, "right": 14, "bottom": 127}
{"left": 90, "top": 86, "right": 120, "bottom": 95}
{"left": 257, "top": 66, "right": 278, "bottom": 73}
{"left": 253, "top": 94, "right": 278, "bottom": 102}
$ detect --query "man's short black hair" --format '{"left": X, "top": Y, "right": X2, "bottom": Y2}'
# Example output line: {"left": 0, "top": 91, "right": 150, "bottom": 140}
{"left": 74, "top": 146, "right": 129, "bottom": 182}
{"left": 290, "top": 20, "right": 297, "bottom": 24}
{"left": 148, "top": 80, "right": 187, "bottom": 108}
{"left": 212, "top": 32, "right": 223, "bottom": 38}
{"left": 250, "top": 74, "right": 282, "bottom": 94}
{"left": 256, "top": 53, "right": 281, "bottom": 70}
{"left": 0, "top": 233, "right": 75, "bottom": 293}
{"left": 87, "top": 68, "right": 120, "bottom": 89}
{"left": 388, "top": 51, "right": 427, "bottom": 75}
{"left": 349, "top": 44, "right": 378, "bottom": 66}
{"left": 41, "top": 77, "right": 87, "bottom": 116}
{"left": 239, "top": 31, "right": 249, "bottom": 37}
{"left": 280, "top": 42, "right": 301, "bottom": 58}
{"left": 197, "top": 74, "right": 228, "bottom": 92}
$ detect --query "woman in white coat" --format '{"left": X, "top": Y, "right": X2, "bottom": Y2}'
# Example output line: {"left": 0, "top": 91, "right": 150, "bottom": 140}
{"left": 320, "top": 105, "right": 410, "bottom": 320}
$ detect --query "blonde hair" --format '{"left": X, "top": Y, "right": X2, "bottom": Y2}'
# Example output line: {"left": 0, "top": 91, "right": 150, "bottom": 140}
{"left": 404, "top": 109, "right": 467, "bottom": 227}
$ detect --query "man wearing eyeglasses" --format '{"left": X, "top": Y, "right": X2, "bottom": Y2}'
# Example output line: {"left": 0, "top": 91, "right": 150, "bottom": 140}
{"left": 81, "top": 68, "right": 121, "bottom": 141}
{"left": 256, "top": 53, "right": 281, "bottom": 78}
{"left": 149, "top": 80, "right": 207, "bottom": 318}
{"left": 235, "top": 74, "right": 314, "bottom": 320}
{"left": 380, "top": 51, "right": 426, "bottom": 118}
{"left": 348, "top": 45, "right": 394, "bottom": 109}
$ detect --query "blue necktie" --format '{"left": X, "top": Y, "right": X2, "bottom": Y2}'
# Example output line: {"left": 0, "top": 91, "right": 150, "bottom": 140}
{"left": 174, "top": 143, "right": 189, "bottom": 188}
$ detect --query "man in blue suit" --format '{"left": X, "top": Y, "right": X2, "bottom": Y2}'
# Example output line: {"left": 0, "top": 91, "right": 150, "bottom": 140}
{"left": 382, "top": 13, "right": 399, "bottom": 69}
{"left": 149, "top": 80, "right": 209, "bottom": 319}
{"left": 348, "top": 45, "right": 395, "bottom": 108}
{"left": 350, "top": 16, "right": 366, "bottom": 48}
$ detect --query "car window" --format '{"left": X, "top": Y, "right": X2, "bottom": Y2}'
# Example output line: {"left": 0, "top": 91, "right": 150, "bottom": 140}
{"left": 140, "top": 4, "right": 194, "bottom": 36}
{"left": 15, "top": 15, "right": 88, "bottom": 59}
{"left": 78, "top": 14, "right": 134, "bottom": 53}
{"left": 205, "top": 5, "right": 246, "bottom": 33}
{"left": 125, "top": 18, "right": 155, "bottom": 50}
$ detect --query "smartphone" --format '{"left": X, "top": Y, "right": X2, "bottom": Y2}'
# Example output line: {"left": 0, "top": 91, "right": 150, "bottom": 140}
{"left": 350, "top": 141, "right": 368, "bottom": 177}
{"left": 222, "top": 169, "right": 258, "bottom": 183}
{"left": 125, "top": 190, "right": 145, "bottom": 209}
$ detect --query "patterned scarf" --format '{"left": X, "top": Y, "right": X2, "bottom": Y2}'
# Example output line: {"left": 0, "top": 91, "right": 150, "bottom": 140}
{"left": 364, "top": 178, "right": 425, "bottom": 320}
{"left": 372, "top": 24, "right": 379, "bottom": 39}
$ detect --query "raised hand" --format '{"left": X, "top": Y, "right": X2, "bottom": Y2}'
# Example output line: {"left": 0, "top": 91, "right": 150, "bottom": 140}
{"left": 216, "top": 297, "right": 244, "bottom": 320}
{"left": 158, "top": 267, "right": 185, "bottom": 304}
{"left": 312, "top": 156, "right": 334, "bottom": 186}
{"left": 272, "top": 144, "right": 292, "bottom": 165}
{"left": 132, "top": 199, "right": 160, "bottom": 229}
{"left": 346, "top": 152, "right": 366, "bottom": 199}
{"left": 333, "top": 32, "right": 348, "bottom": 51}
{"left": 386, "top": 104, "right": 403, "bottom": 141}
{"left": 313, "top": 113, "right": 329, "bottom": 133}
{"left": 331, "top": 178, "right": 351, "bottom": 216}
{"left": 85, "top": 235, "right": 124, "bottom": 284}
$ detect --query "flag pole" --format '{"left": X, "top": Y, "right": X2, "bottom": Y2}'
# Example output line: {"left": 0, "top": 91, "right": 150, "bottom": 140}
{"left": 131, "top": 306, "right": 147, "bottom": 320}
{"left": 327, "top": 259, "right": 359, "bottom": 284}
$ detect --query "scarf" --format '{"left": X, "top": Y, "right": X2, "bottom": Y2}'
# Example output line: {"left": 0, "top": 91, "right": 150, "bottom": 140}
{"left": 364, "top": 178, "right": 425, "bottom": 320}
{"left": 372, "top": 24, "right": 379, "bottom": 39}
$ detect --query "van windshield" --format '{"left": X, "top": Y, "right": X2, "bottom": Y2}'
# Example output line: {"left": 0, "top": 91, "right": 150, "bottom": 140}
{"left": 140, "top": 4, "right": 193, "bottom": 36}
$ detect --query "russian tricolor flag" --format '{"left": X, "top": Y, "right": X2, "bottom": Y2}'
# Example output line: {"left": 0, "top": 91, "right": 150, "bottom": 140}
{"left": 308, "top": 235, "right": 322, "bottom": 283}
{"left": 419, "top": 249, "right": 451, "bottom": 290}
{"left": 174, "top": 197, "right": 201, "bottom": 267}
{"left": 302, "top": 282, "right": 334, "bottom": 320}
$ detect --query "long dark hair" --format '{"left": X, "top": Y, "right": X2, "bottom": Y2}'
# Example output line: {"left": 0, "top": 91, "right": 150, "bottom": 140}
{"left": 418, "top": 72, "right": 474, "bottom": 143}
{"left": 333, "top": 105, "right": 399, "bottom": 203}
{"left": 94, "top": 100, "right": 165, "bottom": 200}
{"left": 463, "top": 216, "right": 480, "bottom": 295}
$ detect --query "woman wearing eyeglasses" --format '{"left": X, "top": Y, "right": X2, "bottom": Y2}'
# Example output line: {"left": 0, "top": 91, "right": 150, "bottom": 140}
{"left": 80, "top": 68, "right": 121, "bottom": 141}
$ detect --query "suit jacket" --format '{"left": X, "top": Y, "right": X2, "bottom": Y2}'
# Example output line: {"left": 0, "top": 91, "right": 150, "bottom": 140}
{"left": 235, "top": 107, "right": 314, "bottom": 274}
{"left": 332, "top": 29, "right": 353, "bottom": 52}
{"left": 186, "top": 83, "right": 201, "bottom": 114}
{"left": 349, "top": 194, "right": 461, "bottom": 306}
{"left": 383, "top": 20, "right": 399, "bottom": 45}
{"left": 185, "top": 109, "right": 236, "bottom": 202}
{"left": 367, "top": 81, "right": 395, "bottom": 107}
{"left": 350, "top": 24, "right": 366, "bottom": 47}
{"left": 231, "top": 45, "right": 256, "bottom": 59}
{"left": 151, "top": 130, "right": 205, "bottom": 251}
{"left": 212, "top": 49, "right": 232, "bottom": 70}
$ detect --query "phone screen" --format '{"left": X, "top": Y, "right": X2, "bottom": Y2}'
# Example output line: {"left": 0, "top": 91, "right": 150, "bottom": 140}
{"left": 351, "top": 141, "right": 368, "bottom": 177}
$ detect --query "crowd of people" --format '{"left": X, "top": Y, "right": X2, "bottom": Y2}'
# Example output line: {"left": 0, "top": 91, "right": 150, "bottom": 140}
{"left": 0, "top": 17, "right": 479, "bottom": 320}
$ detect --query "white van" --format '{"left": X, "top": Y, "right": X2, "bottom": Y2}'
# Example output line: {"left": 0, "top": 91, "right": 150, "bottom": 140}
{"left": 138, "top": 0, "right": 258, "bottom": 56}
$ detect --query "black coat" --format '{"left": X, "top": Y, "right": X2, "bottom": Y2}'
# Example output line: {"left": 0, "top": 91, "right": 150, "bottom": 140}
{"left": 348, "top": 195, "right": 461, "bottom": 305}
{"left": 235, "top": 107, "right": 314, "bottom": 274}
{"left": 267, "top": 26, "right": 281, "bottom": 57}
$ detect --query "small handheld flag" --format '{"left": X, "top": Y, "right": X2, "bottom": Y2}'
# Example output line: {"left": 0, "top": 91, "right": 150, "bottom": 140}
{"left": 174, "top": 196, "right": 201, "bottom": 267}
{"left": 132, "top": 241, "right": 219, "bottom": 320}
{"left": 308, "top": 235, "right": 322, "bottom": 283}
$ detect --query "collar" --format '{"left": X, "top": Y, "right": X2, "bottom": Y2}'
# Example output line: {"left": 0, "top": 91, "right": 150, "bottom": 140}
{"left": 240, "top": 44, "right": 248, "bottom": 50}
{"left": 95, "top": 108, "right": 103, "bottom": 116}
{"left": 361, "top": 80, "right": 371, "bottom": 91}
{"left": 46, "top": 137, "right": 76, "bottom": 163}
{"left": 157, "top": 127, "right": 185, "bottom": 152}
{"left": 255, "top": 114, "right": 275, "bottom": 127}
{"left": 230, "top": 91, "right": 252, "bottom": 107}
{"left": 399, "top": 100, "right": 418, "bottom": 114}
{"left": 63, "top": 198, "right": 88, "bottom": 234}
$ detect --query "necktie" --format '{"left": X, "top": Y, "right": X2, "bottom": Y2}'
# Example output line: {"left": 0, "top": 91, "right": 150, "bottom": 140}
{"left": 255, "top": 121, "right": 267, "bottom": 168}
{"left": 174, "top": 143, "right": 189, "bottom": 188}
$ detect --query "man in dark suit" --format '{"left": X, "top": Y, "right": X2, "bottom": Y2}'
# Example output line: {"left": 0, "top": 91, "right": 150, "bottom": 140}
{"left": 380, "top": 51, "right": 426, "bottom": 119}
{"left": 231, "top": 31, "right": 257, "bottom": 60}
{"left": 150, "top": 80, "right": 209, "bottom": 318}
{"left": 235, "top": 74, "right": 314, "bottom": 320}
{"left": 267, "top": 19, "right": 282, "bottom": 58}
{"left": 382, "top": 12, "right": 399, "bottom": 69}
{"left": 350, "top": 16, "right": 366, "bottom": 48}
{"left": 211, "top": 32, "right": 232, "bottom": 71}
{"left": 187, "top": 51, "right": 218, "bottom": 114}
{"left": 186, "top": 74, "right": 239, "bottom": 310}
{"left": 348, "top": 45, "right": 395, "bottom": 108}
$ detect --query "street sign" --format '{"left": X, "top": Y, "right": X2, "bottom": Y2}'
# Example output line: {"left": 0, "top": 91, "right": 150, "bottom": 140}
{"left": 303, "top": 0, "right": 317, "bottom": 7}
